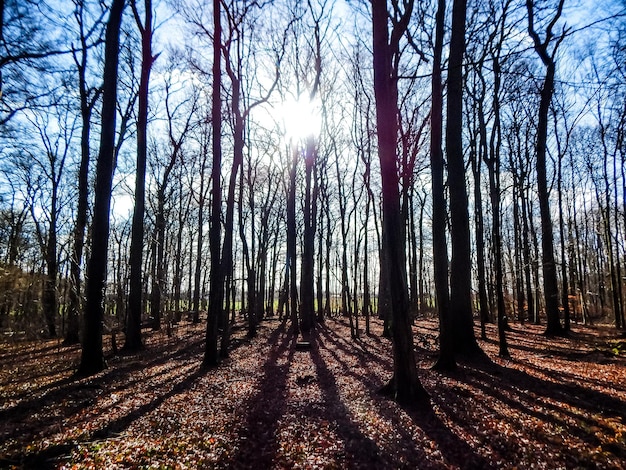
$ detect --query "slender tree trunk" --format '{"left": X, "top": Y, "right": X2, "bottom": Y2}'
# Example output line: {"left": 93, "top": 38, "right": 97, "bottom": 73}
{"left": 527, "top": 0, "right": 564, "bottom": 336}
{"left": 220, "top": 87, "right": 243, "bottom": 350}
{"left": 125, "top": 0, "right": 154, "bottom": 349}
{"left": 316, "top": 177, "right": 325, "bottom": 324}
{"left": 238, "top": 169, "right": 256, "bottom": 337}
{"left": 151, "top": 190, "right": 169, "bottom": 331}
{"left": 300, "top": 137, "right": 316, "bottom": 333}
{"left": 512, "top": 164, "right": 525, "bottom": 324}
{"left": 192, "top": 155, "right": 207, "bottom": 324}
{"left": 287, "top": 146, "right": 299, "bottom": 335}
{"left": 488, "top": 55, "right": 509, "bottom": 356}
{"left": 520, "top": 175, "right": 535, "bottom": 324}
{"left": 471, "top": 107, "right": 490, "bottom": 339}
{"left": 431, "top": 0, "right": 454, "bottom": 371}
{"left": 553, "top": 110, "right": 571, "bottom": 332}
{"left": 78, "top": 0, "right": 125, "bottom": 376}
{"left": 204, "top": 0, "right": 222, "bottom": 367}
{"left": 42, "top": 193, "right": 58, "bottom": 338}
{"left": 66, "top": 7, "right": 99, "bottom": 345}
{"left": 372, "top": 0, "right": 428, "bottom": 404}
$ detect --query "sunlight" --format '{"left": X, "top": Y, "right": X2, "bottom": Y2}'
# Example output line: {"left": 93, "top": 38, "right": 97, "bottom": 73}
{"left": 279, "top": 95, "right": 322, "bottom": 143}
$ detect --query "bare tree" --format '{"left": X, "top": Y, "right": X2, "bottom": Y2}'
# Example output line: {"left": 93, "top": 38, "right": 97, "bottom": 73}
{"left": 125, "top": 0, "right": 156, "bottom": 351}
{"left": 22, "top": 99, "right": 75, "bottom": 338}
{"left": 447, "top": 0, "right": 481, "bottom": 356}
{"left": 78, "top": 0, "right": 126, "bottom": 376}
{"left": 526, "top": 0, "right": 566, "bottom": 336}
{"left": 372, "top": 0, "right": 428, "bottom": 404}
{"left": 430, "top": 0, "right": 454, "bottom": 370}
{"left": 203, "top": 0, "right": 222, "bottom": 368}
{"left": 65, "top": 0, "right": 105, "bottom": 345}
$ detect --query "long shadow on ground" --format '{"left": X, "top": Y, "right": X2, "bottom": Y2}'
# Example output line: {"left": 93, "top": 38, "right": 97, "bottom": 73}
{"left": 232, "top": 319, "right": 295, "bottom": 467}
{"left": 0, "top": 323, "right": 255, "bottom": 468}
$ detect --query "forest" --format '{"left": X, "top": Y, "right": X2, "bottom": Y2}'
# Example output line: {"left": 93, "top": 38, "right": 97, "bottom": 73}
{"left": 1, "top": 0, "right": 626, "bottom": 467}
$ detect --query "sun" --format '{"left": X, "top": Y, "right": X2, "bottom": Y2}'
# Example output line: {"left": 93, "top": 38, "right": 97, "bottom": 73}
{"left": 279, "top": 95, "right": 322, "bottom": 142}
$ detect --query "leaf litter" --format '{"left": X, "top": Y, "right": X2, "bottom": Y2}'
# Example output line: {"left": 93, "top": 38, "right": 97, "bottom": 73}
{"left": 1, "top": 317, "right": 625, "bottom": 469}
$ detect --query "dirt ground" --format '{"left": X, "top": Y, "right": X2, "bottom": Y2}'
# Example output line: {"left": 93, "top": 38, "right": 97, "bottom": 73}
{"left": 1, "top": 316, "right": 625, "bottom": 469}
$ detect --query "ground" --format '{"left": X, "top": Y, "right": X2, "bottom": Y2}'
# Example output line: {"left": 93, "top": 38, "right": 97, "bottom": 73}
{"left": 1, "top": 317, "right": 625, "bottom": 469}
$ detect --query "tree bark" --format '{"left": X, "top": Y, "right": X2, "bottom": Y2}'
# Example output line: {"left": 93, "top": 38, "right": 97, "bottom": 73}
{"left": 204, "top": 0, "right": 222, "bottom": 368}
{"left": 447, "top": 0, "right": 481, "bottom": 355}
{"left": 372, "top": 0, "right": 428, "bottom": 404}
{"left": 78, "top": 0, "right": 125, "bottom": 376}
{"left": 430, "top": 0, "right": 455, "bottom": 371}
{"left": 125, "top": 0, "right": 154, "bottom": 350}
{"left": 526, "top": 0, "right": 564, "bottom": 336}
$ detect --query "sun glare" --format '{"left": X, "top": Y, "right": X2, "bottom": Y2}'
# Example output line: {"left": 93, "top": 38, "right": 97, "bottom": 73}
{"left": 279, "top": 96, "right": 322, "bottom": 142}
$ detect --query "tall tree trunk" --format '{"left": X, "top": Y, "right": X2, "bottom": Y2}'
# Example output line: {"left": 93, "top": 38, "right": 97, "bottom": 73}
{"left": 372, "top": 0, "right": 428, "bottom": 404}
{"left": 239, "top": 169, "right": 256, "bottom": 337}
{"left": 220, "top": 73, "right": 243, "bottom": 350}
{"left": 526, "top": 0, "right": 564, "bottom": 336}
{"left": 192, "top": 148, "right": 207, "bottom": 324}
{"left": 316, "top": 174, "right": 326, "bottom": 324}
{"left": 520, "top": 170, "right": 535, "bottom": 324}
{"left": 431, "top": 0, "right": 454, "bottom": 371}
{"left": 78, "top": 0, "right": 125, "bottom": 376}
{"left": 287, "top": 146, "right": 299, "bottom": 335}
{"left": 204, "top": 0, "right": 222, "bottom": 367}
{"left": 125, "top": 0, "right": 154, "bottom": 350}
{"left": 447, "top": 0, "right": 481, "bottom": 355}
{"left": 487, "top": 59, "right": 509, "bottom": 357}
{"left": 471, "top": 103, "right": 490, "bottom": 340}
{"left": 552, "top": 107, "right": 571, "bottom": 332}
{"left": 300, "top": 137, "right": 316, "bottom": 333}
{"left": 42, "top": 189, "right": 58, "bottom": 338}
{"left": 66, "top": 4, "right": 100, "bottom": 345}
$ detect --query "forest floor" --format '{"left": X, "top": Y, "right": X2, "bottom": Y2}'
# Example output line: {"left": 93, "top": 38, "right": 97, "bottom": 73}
{"left": 1, "top": 316, "right": 626, "bottom": 469}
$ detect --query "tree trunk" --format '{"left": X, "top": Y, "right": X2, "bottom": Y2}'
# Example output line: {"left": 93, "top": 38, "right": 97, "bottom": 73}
{"left": 42, "top": 200, "right": 58, "bottom": 338}
{"left": 66, "top": 6, "right": 99, "bottom": 345}
{"left": 125, "top": 0, "right": 154, "bottom": 350}
{"left": 372, "top": 0, "right": 428, "bottom": 404}
{"left": 471, "top": 107, "right": 490, "bottom": 340}
{"left": 431, "top": 0, "right": 454, "bottom": 371}
{"left": 78, "top": 0, "right": 125, "bottom": 376}
{"left": 204, "top": 0, "right": 222, "bottom": 368}
{"left": 300, "top": 137, "right": 316, "bottom": 333}
{"left": 287, "top": 146, "right": 299, "bottom": 335}
{"left": 526, "top": 0, "right": 564, "bottom": 336}
{"left": 447, "top": 0, "right": 481, "bottom": 356}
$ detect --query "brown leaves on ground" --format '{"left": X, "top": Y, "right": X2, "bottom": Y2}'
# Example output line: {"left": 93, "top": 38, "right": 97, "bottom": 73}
{"left": 1, "top": 318, "right": 625, "bottom": 469}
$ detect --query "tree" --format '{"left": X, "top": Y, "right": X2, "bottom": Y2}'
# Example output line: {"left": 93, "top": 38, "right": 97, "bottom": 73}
{"left": 447, "top": 0, "right": 481, "bottom": 356}
{"left": 203, "top": 0, "right": 222, "bottom": 368}
{"left": 220, "top": 0, "right": 284, "bottom": 343}
{"left": 526, "top": 0, "right": 566, "bottom": 336}
{"left": 149, "top": 74, "right": 196, "bottom": 333}
{"left": 125, "top": 0, "right": 156, "bottom": 351}
{"left": 430, "top": 0, "right": 455, "bottom": 371}
{"left": 371, "top": 0, "right": 428, "bottom": 404}
{"left": 65, "top": 0, "right": 105, "bottom": 345}
{"left": 20, "top": 96, "right": 75, "bottom": 339}
{"left": 78, "top": 0, "right": 126, "bottom": 376}
{"left": 298, "top": 0, "right": 325, "bottom": 335}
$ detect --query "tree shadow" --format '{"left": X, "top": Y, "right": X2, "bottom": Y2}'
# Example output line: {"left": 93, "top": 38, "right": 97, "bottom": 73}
{"left": 308, "top": 331, "right": 385, "bottom": 467}
{"left": 231, "top": 320, "right": 295, "bottom": 467}
{"left": 1, "top": 322, "right": 259, "bottom": 466}
{"left": 1, "top": 362, "right": 209, "bottom": 469}
{"left": 312, "top": 324, "right": 492, "bottom": 468}
{"left": 471, "top": 359, "right": 626, "bottom": 427}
